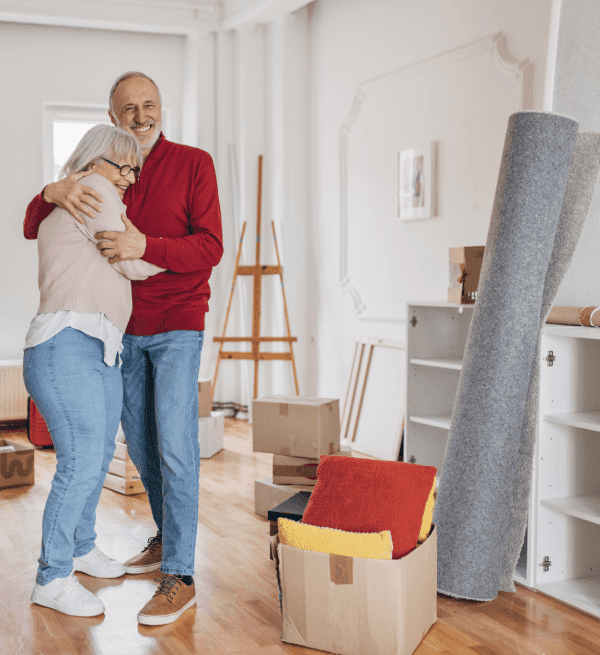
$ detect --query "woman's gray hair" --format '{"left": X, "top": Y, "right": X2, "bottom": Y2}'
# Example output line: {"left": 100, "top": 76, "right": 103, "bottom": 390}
{"left": 60, "top": 124, "right": 143, "bottom": 179}
{"left": 109, "top": 71, "right": 161, "bottom": 120}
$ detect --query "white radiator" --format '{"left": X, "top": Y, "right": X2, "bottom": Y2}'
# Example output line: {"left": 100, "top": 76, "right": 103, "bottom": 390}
{"left": 0, "top": 359, "right": 28, "bottom": 421}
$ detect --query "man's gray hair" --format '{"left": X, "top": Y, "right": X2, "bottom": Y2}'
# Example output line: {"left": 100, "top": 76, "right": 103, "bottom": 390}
{"left": 109, "top": 71, "right": 162, "bottom": 119}
{"left": 60, "top": 124, "right": 143, "bottom": 179}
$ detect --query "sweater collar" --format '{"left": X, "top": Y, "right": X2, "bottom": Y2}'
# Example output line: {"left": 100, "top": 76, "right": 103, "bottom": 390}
{"left": 143, "top": 132, "right": 168, "bottom": 166}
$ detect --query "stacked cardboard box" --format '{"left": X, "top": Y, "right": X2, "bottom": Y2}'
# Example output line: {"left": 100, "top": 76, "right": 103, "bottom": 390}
{"left": 252, "top": 396, "right": 343, "bottom": 517}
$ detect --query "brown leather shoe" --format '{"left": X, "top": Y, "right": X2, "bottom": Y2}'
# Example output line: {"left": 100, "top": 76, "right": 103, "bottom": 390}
{"left": 137, "top": 575, "right": 196, "bottom": 626}
{"left": 124, "top": 534, "right": 162, "bottom": 574}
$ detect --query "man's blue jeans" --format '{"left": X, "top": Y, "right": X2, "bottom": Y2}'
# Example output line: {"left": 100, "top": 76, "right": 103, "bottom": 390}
{"left": 23, "top": 328, "right": 122, "bottom": 585}
{"left": 120, "top": 330, "right": 203, "bottom": 576}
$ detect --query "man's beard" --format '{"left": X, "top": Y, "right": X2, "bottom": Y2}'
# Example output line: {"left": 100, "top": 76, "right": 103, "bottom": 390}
{"left": 117, "top": 118, "right": 162, "bottom": 151}
{"left": 139, "top": 122, "right": 162, "bottom": 151}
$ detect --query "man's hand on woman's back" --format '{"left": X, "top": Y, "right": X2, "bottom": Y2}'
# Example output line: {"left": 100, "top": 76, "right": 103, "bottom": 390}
{"left": 43, "top": 170, "right": 104, "bottom": 223}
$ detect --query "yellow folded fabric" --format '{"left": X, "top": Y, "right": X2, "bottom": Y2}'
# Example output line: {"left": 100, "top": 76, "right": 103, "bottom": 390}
{"left": 278, "top": 518, "right": 393, "bottom": 560}
{"left": 418, "top": 477, "right": 436, "bottom": 543}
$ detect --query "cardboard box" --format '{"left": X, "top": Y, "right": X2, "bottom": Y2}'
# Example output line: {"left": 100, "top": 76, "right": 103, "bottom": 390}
{"left": 198, "top": 378, "right": 212, "bottom": 418}
{"left": 0, "top": 439, "right": 34, "bottom": 489}
{"left": 279, "top": 526, "right": 437, "bottom": 655}
{"left": 199, "top": 411, "right": 225, "bottom": 459}
{"left": 253, "top": 396, "right": 340, "bottom": 458}
{"left": 103, "top": 440, "right": 144, "bottom": 495}
{"left": 255, "top": 478, "right": 314, "bottom": 518}
{"left": 448, "top": 246, "right": 485, "bottom": 304}
{"left": 273, "top": 446, "right": 352, "bottom": 485}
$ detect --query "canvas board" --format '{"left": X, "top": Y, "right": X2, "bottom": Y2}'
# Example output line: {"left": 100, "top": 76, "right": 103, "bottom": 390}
{"left": 350, "top": 338, "right": 405, "bottom": 460}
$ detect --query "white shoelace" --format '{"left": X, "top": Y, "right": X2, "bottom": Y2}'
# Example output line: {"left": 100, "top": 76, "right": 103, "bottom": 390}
{"left": 90, "top": 547, "right": 112, "bottom": 564}
{"left": 62, "top": 572, "right": 93, "bottom": 600}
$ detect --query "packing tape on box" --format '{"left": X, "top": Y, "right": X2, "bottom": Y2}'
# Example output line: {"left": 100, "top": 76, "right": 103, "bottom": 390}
{"left": 329, "top": 554, "right": 353, "bottom": 585}
{"left": 273, "top": 465, "right": 318, "bottom": 479}
{"left": 546, "top": 306, "right": 600, "bottom": 326}
{"left": 0, "top": 446, "right": 16, "bottom": 453}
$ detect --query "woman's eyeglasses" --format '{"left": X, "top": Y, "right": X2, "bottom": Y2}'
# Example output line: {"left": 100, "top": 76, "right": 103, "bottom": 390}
{"left": 101, "top": 157, "right": 141, "bottom": 180}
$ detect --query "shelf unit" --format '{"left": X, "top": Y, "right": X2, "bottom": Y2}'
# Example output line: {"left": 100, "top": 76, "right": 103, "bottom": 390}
{"left": 406, "top": 305, "right": 600, "bottom": 616}
{"left": 404, "top": 302, "right": 474, "bottom": 481}
{"left": 536, "top": 325, "right": 600, "bottom": 618}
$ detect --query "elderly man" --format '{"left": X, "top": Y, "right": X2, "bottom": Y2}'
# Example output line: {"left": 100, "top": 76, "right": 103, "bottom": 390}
{"left": 24, "top": 71, "right": 223, "bottom": 625}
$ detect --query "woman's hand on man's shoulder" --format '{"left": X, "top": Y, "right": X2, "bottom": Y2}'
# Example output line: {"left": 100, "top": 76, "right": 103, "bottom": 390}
{"left": 43, "top": 170, "right": 104, "bottom": 224}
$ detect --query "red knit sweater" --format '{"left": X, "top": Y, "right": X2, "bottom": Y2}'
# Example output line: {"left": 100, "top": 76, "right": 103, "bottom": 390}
{"left": 24, "top": 135, "right": 223, "bottom": 335}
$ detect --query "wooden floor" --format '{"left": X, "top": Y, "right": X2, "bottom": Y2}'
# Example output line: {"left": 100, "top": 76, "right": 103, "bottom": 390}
{"left": 1, "top": 419, "right": 599, "bottom": 655}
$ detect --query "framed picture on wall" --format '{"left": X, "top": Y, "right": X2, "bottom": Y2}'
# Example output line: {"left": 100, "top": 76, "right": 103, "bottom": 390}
{"left": 398, "top": 141, "right": 437, "bottom": 220}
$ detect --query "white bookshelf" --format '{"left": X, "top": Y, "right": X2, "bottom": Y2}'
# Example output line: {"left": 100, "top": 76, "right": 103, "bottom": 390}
{"left": 535, "top": 327, "right": 600, "bottom": 618}
{"left": 406, "top": 303, "right": 600, "bottom": 615}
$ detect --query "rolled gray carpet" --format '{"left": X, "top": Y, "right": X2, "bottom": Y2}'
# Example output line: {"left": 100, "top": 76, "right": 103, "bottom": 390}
{"left": 434, "top": 111, "right": 579, "bottom": 601}
{"left": 498, "top": 132, "right": 600, "bottom": 592}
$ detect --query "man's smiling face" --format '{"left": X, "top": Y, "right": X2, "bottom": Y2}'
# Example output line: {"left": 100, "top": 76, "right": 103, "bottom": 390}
{"left": 110, "top": 76, "right": 162, "bottom": 157}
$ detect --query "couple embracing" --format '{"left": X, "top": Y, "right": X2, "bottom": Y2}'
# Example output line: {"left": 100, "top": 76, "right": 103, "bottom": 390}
{"left": 23, "top": 71, "right": 223, "bottom": 626}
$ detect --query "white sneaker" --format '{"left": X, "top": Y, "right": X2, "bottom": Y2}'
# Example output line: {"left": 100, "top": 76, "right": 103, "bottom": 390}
{"left": 30, "top": 571, "right": 105, "bottom": 617}
{"left": 73, "top": 546, "right": 126, "bottom": 578}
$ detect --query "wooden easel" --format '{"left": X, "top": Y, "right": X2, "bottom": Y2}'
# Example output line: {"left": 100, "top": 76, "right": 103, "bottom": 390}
{"left": 213, "top": 155, "right": 299, "bottom": 400}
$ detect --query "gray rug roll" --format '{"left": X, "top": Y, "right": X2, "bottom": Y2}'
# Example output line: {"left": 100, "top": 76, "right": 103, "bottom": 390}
{"left": 434, "top": 111, "right": 579, "bottom": 601}
{"left": 498, "top": 133, "right": 600, "bottom": 592}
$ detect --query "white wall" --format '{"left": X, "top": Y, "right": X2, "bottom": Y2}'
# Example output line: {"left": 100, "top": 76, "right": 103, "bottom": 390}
{"left": 551, "top": 0, "right": 600, "bottom": 306}
{"left": 0, "top": 21, "right": 186, "bottom": 359}
{"left": 305, "top": 0, "right": 554, "bottom": 397}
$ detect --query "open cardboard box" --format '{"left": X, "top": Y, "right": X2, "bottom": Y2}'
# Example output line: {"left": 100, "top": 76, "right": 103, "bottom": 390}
{"left": 275, "top": 525, "right": 437, "bottom": 655}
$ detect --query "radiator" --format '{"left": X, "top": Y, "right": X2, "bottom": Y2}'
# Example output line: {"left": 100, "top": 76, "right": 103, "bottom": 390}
{"left": 0, "top": 359, "right": 28, "bottom": 421}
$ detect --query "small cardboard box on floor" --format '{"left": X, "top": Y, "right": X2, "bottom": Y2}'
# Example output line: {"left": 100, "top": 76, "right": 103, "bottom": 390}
{"left": 278, "top": 526, "right": 437, "bottom": 655}
{"left": 253, "top": 396, "right": 340, "bottom": 458}
{"left": 0, "top": 439, "right": 34, "bottom": 489}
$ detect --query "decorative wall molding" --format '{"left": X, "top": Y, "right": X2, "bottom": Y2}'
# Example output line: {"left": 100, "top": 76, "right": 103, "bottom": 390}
{"left": 93, "top": 0, "right": 219, "bottom": 14}
{"left": 221, "top": 0, "right": 311, "bottom": 30}
{"left": 543, "top": 0, "right": 563, "bottom": 110}
{"left": 339, "top": 32, "right": 535, "bottom": 322}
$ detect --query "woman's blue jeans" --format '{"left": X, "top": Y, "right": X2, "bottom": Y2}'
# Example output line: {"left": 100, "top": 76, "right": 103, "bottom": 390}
{"left": 23, "top": 327, "right": 122, "bottom": 585}
{"left": 120, "top": 330, "right": 203, "bottom": 576}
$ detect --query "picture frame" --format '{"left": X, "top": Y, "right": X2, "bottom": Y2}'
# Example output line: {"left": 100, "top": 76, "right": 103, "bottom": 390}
{"left": 398, "top": 141, "right": 437, "bottom": 220}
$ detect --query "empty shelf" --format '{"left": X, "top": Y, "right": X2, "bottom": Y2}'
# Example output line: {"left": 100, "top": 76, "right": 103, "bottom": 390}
{"left": 409, "top": 358, "right": 462, "bottom": 370}
{"left": 408, "top": 415, "right": 452, "bottom": 430}
{"left": 540, "top": 495, "right": 600, "bottom": 526}
{"left": 543, "top": 411, "right": 600, "bottom": 432}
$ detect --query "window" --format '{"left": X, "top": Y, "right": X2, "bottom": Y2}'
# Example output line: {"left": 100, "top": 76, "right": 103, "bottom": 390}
{"left": 52, "top": 119, "right": 111, "bottom": 182}
{"left": 43, "top": 104, "right": 111, "bottom": 185}
{"left": 43, "top": 102, "right": 172, "bottom": 185}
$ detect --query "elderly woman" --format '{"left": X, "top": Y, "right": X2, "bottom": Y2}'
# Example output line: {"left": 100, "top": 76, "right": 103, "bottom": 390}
{"left": 23, "top": 125, "right": 163, "bottom": 617}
